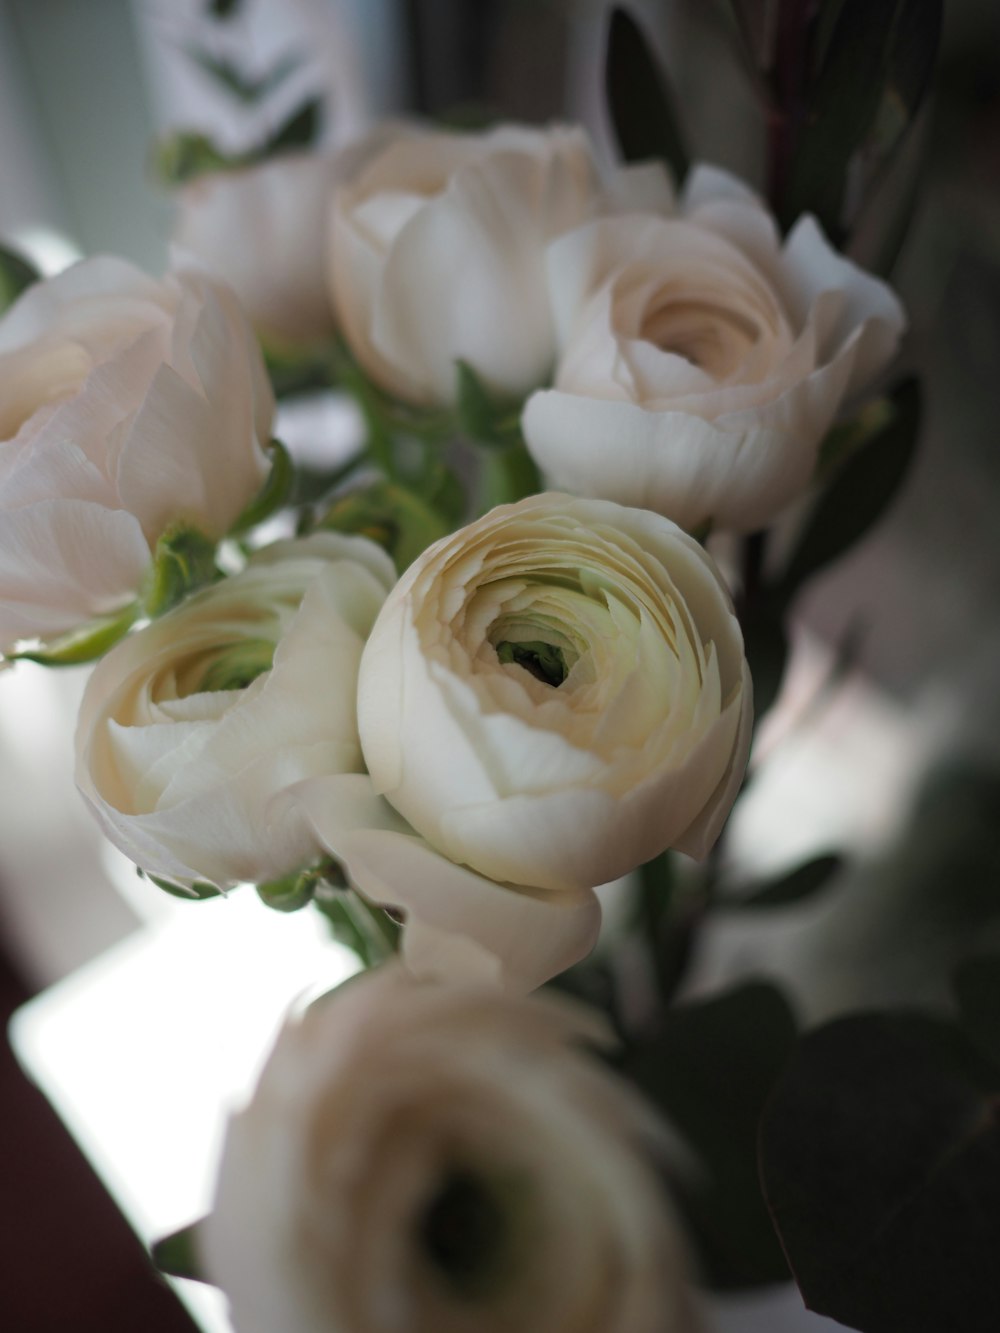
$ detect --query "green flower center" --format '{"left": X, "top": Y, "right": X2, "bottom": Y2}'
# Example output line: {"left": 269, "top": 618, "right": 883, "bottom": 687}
{"left": 494, "top": 638, "right": 568, "bottom": 687}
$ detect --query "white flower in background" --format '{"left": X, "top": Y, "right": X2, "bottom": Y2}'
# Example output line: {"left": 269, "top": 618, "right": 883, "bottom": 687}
{"left": 0, "top": 257, "right": 273, "bottom": 652}
{"left": 328, "top": 122, "right": 663, "bottom": 407}
{"left": 522, "top": 166, "right": 906, "bottom": 533}
{"left": 173, "top": 152, "right": 339, "bottom": 347}
{"left": 74, "top": 534, "right": 395, "bottom": 891}
{"left": 356, "top": 492, "right": 751, "bottom": 894}
{"left": 203, "top": 964, "right": 704, "bottom": 1333}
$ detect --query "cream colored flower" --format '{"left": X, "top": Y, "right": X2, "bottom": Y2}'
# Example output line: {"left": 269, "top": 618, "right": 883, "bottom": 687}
{"left": 355, "top": 493, "right": 751, "bottom": 894}
{"left": 74, "top": 534, "right": 395, "bottom": 890}
{"left": 328, "top": 122, "right": 661, "bottom": 407}
{"left": 173, "top": 152, "right": 339, "bottom": 346}
{"left": 0, "top": 257, "right": 273, "bottom": 652}
{"left": 203, "top": 964, "right": 704, "bottom": 1333}
{"left": 522, "top": 166, "right": 906, "bottom": 533}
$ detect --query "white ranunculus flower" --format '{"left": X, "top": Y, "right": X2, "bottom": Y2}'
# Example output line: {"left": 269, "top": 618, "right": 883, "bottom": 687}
{"left": 355, "top": 493, "right": 752, "bottom": 895}
{"left": 328, "top": 122, "right": 664, "bottom": 407}
{"left": 74, "top": 534, "right": 395, "bottom": 890}
{"left": 173, "top": 153, "right": 339, "bottom": 347}
{"left": 0, "top": 256, "right": 273, "bottom": 653}
{"left": 522, "top": 166, "right": 906, "bottom": 533}
{"left": 203, "top": 964, "right": 704, "bottom": 1333}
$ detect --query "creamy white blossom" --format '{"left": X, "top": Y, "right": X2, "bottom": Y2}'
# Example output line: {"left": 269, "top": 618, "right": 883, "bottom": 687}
{"left": 173, "top": 153, "right": 339, "bottom": 346}
{"left": 203, "top": 964, "right": 704, "bottom": 1333}
{"left": 74, "top": 534, "right": 395, "bottom": 890}
{"left": 522, "top": 166, "right": 906, "bottom": 533}
{"left": 0, "top": 256, "right": 273, "bottom": 651}
{"left": 327, "top": 122, "right": 661, "bottom": 407}
{"left": 355, "top": 493, "right": 751, "bottom": 895}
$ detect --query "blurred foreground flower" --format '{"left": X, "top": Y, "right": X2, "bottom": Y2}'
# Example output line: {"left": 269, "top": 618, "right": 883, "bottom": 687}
{"left": 358, "top": 492, "right": 751, "bottom": 892}
{"left": 523, "top": 166, "right": 905, "bottom": 533}
{"left": 173, "top": 152, "right": 340, "bottom": 348}
{"left": 204, "top": 964, "right": 704, "bottom": 1333}
{"left": 328, "top": 122, "right": 658, "bottom": 407}
{"left": 0, "top": 257, "right": 273, "bottom": 653}
{"left": 75, "top": 534, "right": 394, "bottom": 890}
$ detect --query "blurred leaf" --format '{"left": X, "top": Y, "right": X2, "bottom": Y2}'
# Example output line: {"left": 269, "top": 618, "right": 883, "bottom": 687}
{"left": 455, "top": 361, "right": 521, "bottom": 448}
{"left": 151, "top": 1220, "right": 208, "bottom": 1281}
{"left": 781, "top": 0, "right": 942, "bottom": 237}
{"left": 185, "top": 47, "right": 302, "bottom": 104}
{"left": 779, "top": 377, "right": 920, "bottom": 599}
{"left": 621, "top": 982, "right": 796, "bottom": 1288}
{"left": 760, "top": 1012, "right": 1000, "bottom": 1332}
{"left": 261, "top": 96, "right": 322, "bottom": 155}
{"left": 605, "top": 7, "right": 690, "bottom": 182}
{"left": 954, "top": 955, "right": 1000, "bottom": 1070}
{"left": 6, "top": 602, "right": 138, "bottom": 667}
{"left": 741, "top": 591, "right": 789, "bottom": 719}
{"left": 732, "top": 852, "right": 844, "bottom": 909}
{"left": 319, "top": 478, "right": 451, "bottom": 572}
{"left": 229, "top": 439, "right": 293, "bottom": 537}
{"left": 0, "top": 242, "right": 40, "bottom": 311}
{"left": 145, "top": 873, "right": 222, "bottom": 901}
{"left": 151, "top": 131, "right": 233, "bottom": 186}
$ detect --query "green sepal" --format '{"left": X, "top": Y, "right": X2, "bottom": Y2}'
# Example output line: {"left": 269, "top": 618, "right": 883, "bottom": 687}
{"left": 229, "top": 439, "right": 294, "bottom": 537}
{"left": 0, "top": 242, "right": 40, "bottom": 312}
{"left": 455, "top": 361, "right": 523, "bottom": 449}
{"left": 144, "top": 871, "right": 222, "bottom": 901}
{"left": 6, "top": 601, "right": 138, "bottom": 667}
{"left": 318, "top": 479, "right": 451, "bottom": 573}
{"left": 142, "top": 525, "right": 221, "bottom": 619}
{"left": 151, "top": 1219, "right": 209, "bottom": 1282}
{"left": 255, "top": 865, "right": 321, "bottom": 913}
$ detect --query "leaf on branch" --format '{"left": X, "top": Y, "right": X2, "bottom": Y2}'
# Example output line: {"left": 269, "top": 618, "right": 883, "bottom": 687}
{"left": 760, "top": 1010, "right": 1000, "bottom": 1332}
{"left": 0, "top": 243, "right": 40, "bottom": 312}
{"left": 729, "top": 852, "right": 844, "bottom": 909}
{"left": 779, "top": 376, "right": 921, "bottom": 600}
{"left": 621, "top": 981, "right": 797, "bottom": 1288}
{"left": 605, "top": 7, "right": 690, "bottom": 182}
{"left": 185, "top": 47, "right": 303, "bottom": 105}
{"left": 151, "top": 1220, "right": 209, "bottom": 1282}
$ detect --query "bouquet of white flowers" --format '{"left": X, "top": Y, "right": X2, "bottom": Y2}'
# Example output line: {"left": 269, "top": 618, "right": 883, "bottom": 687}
{"left": 5, "top": 3, "right": 997, "bottom": 1332}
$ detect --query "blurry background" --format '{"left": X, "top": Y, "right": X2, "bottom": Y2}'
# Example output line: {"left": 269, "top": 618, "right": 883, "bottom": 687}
{"left": 1, "top": 0, "right": 998, "bottom": 1329}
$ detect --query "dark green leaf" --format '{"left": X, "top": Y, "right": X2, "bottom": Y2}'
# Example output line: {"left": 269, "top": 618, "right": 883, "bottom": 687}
{"left": 604, "top": 7, "right": 690, "bottom": 181}
{"left": 229, "top": 440, "right": 294, "bottom": 536}
{"left": 151, "top": 1220, "right": 208, "bottom": 1281}
{"left": 621, "top": 982, "right": 797, "bottom": 1287}
{"left": 261, "top": 96, "right": 322, "bottom": 155}
{"left": 760, "top": 1012, "right": 1000, "bottom": 1332}
{"left": 732, "top": 852, "right": 844, "bottom": 909}
{"left": 780, "top": 0, "right": 941, "bottom": 237}
{"left": 6, "top": 602, "right": 138, "bottom": 667}
{"left": 741, "top": 591, "right": 789, "bottom": 720}
{"left": 0, "top": 243, "right": 40, "bottom": 311}
{"left": 954, "top": 955, "right": 1000, "bottom": 1070}
{"left": 779, "top": 377, "right": 921, "bottom": 599}
{"left": 185, "top": 47, "right": 302, "bottom": 104}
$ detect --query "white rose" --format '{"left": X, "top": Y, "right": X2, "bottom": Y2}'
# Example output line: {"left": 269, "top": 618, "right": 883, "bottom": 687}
{"left": 173, "top": 153, "right": 339, "bottom": 347}
{"left": 328, "top": 122, "right": 661, "bottom": 407}
{"left": 355, "top": 493, "right": 751, "bottom": 895}
{"left": 203, "top": 964, "right": 704, "bottom": 1333}
{"left": 522, "top": 165, "right": 906, "bottom": 533}
{"left": 74, "top": 534, "right": 395, "bottom": 890}
{"left": 0, "top": 256, "right": 274, "bottom": 652}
